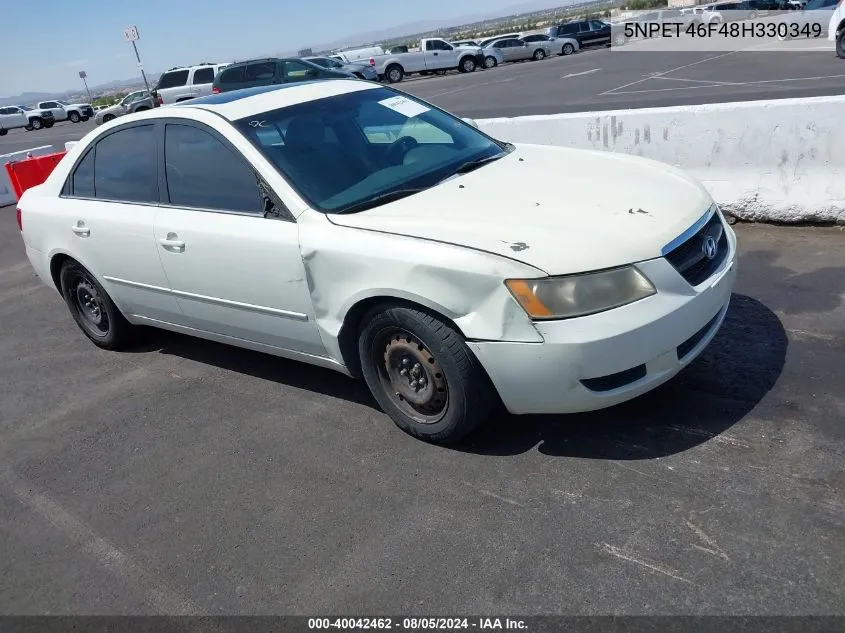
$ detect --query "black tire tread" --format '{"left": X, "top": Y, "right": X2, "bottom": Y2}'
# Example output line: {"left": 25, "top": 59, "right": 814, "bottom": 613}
{"left": 359, "top": 304, "right": 494, "bottom": 444}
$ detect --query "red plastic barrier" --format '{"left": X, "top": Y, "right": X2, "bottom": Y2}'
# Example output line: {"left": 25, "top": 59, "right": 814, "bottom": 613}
{"left": 4, "top": 151, "right": 67, "bottom": 200}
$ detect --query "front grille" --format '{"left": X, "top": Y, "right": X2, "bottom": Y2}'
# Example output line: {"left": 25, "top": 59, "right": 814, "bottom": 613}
{"left": 664, "top": 212, "right": 728, "bottom": 286}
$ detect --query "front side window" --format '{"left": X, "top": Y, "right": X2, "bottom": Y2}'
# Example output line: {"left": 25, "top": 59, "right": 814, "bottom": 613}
{"left": 282, "top": 60, "right": 319, "bottom": 82}
{"left": 93, "top": 125, "right": 158, "bottom": 203}
{"left": 309, "top": 58, "right": 331, "bottom": 68}
{"left": 157, "top": 70, "right": 189, "bottom": 89}
{"left": 234, "top": 87, "right": 506, "bottom": 214}
{"left": 590, "top": 20, "right": 607, "bottom": 30}
{"left": 164, "top": 124, "right": 261, "bottom": 213}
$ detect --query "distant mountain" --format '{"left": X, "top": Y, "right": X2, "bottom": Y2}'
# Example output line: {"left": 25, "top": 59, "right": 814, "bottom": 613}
{"left": 0, "top": 74, "right": 161, "bottom": 106}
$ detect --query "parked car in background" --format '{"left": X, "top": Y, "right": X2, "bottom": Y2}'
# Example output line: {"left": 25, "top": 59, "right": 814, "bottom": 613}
{"left": 0, "top": 105, "right": 55, "bottom": 132}
{"left": 370, "top": 38, "right": 485, "bottom": 83}
{"left": 304, "top": 56, "right": 379, "bottom": 81}
{"left": 830, "top": 0, "right": 845, "bottom": 57}
{"left": 483, "top": 37, "right": 552, "bottom": 63}
{"left": 480, "top": 47, "right": 506, "bottom": 68}
{"left": 452, "top": 39, "right": 481, "bottom": 47}
{"left": 17, "top": 80, "right": 737, "bottom": 444}
{"left": 95, "top": 90, "right": 154, "bottom": 125}
{"left": 212, "top": 58, "right": 353, "bottom": 93}
{"left": 775, "top": 0, "right": 838, "bottom": 38}
{"left": 478, "top": 33, "right": 522, "bottom": 47}
{"left": 329, "top": 46, "right": 385, "bottom": 64}
{"left": 548, "top": 20, "right": 620, "bottom": 47}
{"left": 152, "top": 62, "right": 229, "bottom": 105}
{"left": 36, "top": 100, "right": 94, "bottom": 123}
{"left": 520, "top": 32, "right": 580, "bottom": 55}
{"left": 0, "top": 105, "right": 52, "bottom": 134}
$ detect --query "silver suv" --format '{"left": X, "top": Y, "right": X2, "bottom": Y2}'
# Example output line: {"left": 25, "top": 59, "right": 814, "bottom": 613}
{"left": 152, "top": 62, "right": 229, "bottom": 105}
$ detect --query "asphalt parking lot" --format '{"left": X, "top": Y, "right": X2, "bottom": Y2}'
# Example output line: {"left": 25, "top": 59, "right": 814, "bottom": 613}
{"left": 1, "top": 206, "right": 843, "bottom": 614}
{"left": 0, "top": 36, "right": 842, "bottom": 158}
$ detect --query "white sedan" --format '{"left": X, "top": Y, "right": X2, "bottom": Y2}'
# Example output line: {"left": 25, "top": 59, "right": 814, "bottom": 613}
{"left": 17, "top": 80, "right": 737, "bottom": 444}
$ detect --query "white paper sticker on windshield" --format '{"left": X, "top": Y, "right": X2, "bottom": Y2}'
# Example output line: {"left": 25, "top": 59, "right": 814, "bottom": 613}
{"left": 378, "top": 96, "right": 430, "bottom": 118}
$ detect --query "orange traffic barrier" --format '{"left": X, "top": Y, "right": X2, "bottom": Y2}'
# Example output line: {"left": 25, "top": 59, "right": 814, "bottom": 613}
{"left": 4, "top": 151, "right": 67, "bottom": 200}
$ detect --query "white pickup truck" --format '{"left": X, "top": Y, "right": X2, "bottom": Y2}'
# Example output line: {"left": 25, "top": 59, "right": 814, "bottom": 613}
{"left": 371, "top": 38, "right": 486, "bottom": 83}
{"left": 36, "top": 100, "right": 95, "bottom": 123}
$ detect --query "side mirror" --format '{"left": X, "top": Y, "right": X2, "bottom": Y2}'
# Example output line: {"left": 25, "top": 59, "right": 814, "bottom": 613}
{"left": 462, "top": 118, "right": 479, "bottom": 129}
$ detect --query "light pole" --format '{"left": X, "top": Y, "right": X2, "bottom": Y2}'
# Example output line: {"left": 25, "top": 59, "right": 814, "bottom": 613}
{"left": 78, "top": 70, "right": 93, "bottom": 103}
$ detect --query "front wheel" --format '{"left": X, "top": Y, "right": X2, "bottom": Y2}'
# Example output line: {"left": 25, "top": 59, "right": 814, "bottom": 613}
{"left": 102, "top": 113, "right": 116, "bottom": 122}
{"left": 838, "top": 30, "right": 845, "bottom": 58}
{"left": 29, "top": 117, "right": 42, "bottom": 130}
{"left": 533, "top": 48, "right": 547, "bottom": 60}
{"left": 459, "top": 56, "right": 477, "bottom": 73}
{"left": 59, "top": 261, "right": 135, "bottom": 350}
{"left": 44, "top": 122, "right": 54, "bottom": 128}
{"left": 0, "top": 129, "right": 7, "bottom": 136}
{"left": 614, "top": 32, "right": 627, "bottom": 46}
{"left": 358, "top": 305, "right": 495, "bottom": 444}
{"left": 562, "top": 43, "right": 575, "bottom": 55}
{"left": 484, "top": 55, "right": 498, "bottom": 68}
{"left": 69, "top": 111, "right": 81, "bottom": 123}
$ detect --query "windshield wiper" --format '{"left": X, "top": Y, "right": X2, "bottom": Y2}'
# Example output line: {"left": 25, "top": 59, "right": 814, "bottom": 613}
{"left": 450, "top": 153, "right": 505, "bottom": 177}
{"left": 335, "top": 187, "right": 427, "bottom": 214}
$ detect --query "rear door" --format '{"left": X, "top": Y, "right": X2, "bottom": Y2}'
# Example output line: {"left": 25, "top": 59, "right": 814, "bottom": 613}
{"left": 245, "top": 60, "right": 279, "bottom": 87}
{"left": 153, "top": 120, "right": 324, "bottom": 354}
{"left": 58, "top": 121, "right": 180, "bottom": 321}
{"left": 586, "top": 21, "right": 611, "bottom": 46}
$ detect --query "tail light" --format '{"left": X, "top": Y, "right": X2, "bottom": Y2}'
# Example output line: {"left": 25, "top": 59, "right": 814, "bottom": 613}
{"left": 157, "top": 94, "right": 164, "bottom": 105}
{"left": 16, "top": 207, "right": 22, "bottom": 232}
{"left": 369, "top": 57, "right": 375, "bottom": 66}
{"left": 212, "top": 86, "right": 221, "bottom": 94}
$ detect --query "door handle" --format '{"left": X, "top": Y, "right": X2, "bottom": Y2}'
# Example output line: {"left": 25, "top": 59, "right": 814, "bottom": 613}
{"left": 159, "top": 232, "right": 185, "bottom": 251}
{"left": 433, "top": 52, "right": 439, "bottom": 55}
{"left": 71, "top": 222, "right": 90, "bottom": 237}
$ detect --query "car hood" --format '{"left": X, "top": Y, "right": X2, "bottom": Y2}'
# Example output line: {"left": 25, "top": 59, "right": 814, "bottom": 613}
{"left": 327, "top": 144, "right": 714, "bottom": 275}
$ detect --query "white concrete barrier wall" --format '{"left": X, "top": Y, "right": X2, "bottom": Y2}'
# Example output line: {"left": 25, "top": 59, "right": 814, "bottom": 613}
{"left": 477, "top": 95, "right": 844, "bottom": 225}
{"left": 0, "top": 145, "right": 56, "bottom": 207}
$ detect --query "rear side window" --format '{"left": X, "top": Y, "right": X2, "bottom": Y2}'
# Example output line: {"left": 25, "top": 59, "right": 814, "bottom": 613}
{"left": 164, "top": 124, "right": 262, "bottom": 214}
{"left": 219, "top": 66, "right": 246, "bottom": 84}
{"left": 71, "top": 148, "right": 96, "bottom": 197}
{"left": 94, "top": 125, "right": 158, "bottom": 203}
{"left": 158, "top": 70, "right": 189, "bottom": 89}
{"left": 192, "top": 67, "right": 215, "bottom": 84}
{"left": 246, "top": 61, "right": 277, "bottom": 81}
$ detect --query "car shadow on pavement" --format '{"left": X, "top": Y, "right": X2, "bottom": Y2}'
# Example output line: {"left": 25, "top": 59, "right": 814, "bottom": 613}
{"left": 455, "top": 293, "right": 788, "bottom": 459}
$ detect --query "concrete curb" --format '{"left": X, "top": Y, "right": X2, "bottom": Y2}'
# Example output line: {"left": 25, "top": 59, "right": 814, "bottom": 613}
{"left": 476, "top": 96, "right": 844, "bottom": 225}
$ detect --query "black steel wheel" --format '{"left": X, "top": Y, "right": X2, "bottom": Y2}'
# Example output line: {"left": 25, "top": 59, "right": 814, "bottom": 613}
{"left": 59, "top": 260, "right": 134, "bottom": 350}
{"left": 358, "top": 304, "right": 495, "bottom": 444}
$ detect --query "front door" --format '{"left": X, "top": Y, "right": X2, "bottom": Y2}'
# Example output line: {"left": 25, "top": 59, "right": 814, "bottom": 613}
{"left": 153, "top": 121, "right": 325, "bottom": 355}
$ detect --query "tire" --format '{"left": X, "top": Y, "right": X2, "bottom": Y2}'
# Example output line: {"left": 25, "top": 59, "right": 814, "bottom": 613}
{"left": 838, "top": 29, "right": 845, "bottom": 58}
{"left": 69, "top": 111, "right": 81, "bottom": 123}
{"left": 459, "top": 56, "right": 476, "bottom": 73}
{"left": 44, "top": 122, "right": 54, "bottom": 128}
{"left": 358, "top": 305, "right": 495, "bottom": 444}
{"left": 0, "top": 129, "right": 7, "bottom": 136}
{"left": 562, "top": 43, "right": 575, "bottom": 55}
{"left": 484, "top": 55, "right": 498, "bottom": 68}
{"left": 614, "top": 32, "right": 627, "bottom": 46}
{"left": 533, "top": 48, "right": 546, "bottom": 61}
{"left": 81, "top": 115, "right": 90, "bottom": 122}
{"left": 29, "top": 117, "right": 42, "bottom": 130}
{"left": 24, "top": 125, "right": 33, "bottom": 131}
{"left": 59, "top": 260, "right": 134, "bottom": 350}
{"left": 385, "top": 64, "right": 404, "bottom": 83}
{"left": 103, "top": 113, "right": 116, "bottom": 122}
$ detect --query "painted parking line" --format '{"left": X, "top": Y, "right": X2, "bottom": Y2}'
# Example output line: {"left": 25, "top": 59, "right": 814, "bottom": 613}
{"left": 609, "top": 73, "right": 845, "bottom": 94}
{"left": 562, "top": 68, "right": 602, "bottom": 79}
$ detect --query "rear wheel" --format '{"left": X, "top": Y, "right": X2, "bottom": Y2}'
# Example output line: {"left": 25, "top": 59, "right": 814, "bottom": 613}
{"left": 533, "top": 48, "right": 546, "bottom": 60}
{"left": 562, "top": 43, "right": 575, "bottom": 55}
{"left": 29, "top": 117, "right": 42, "bottom": 130}
{"left": 69, "top": 111, "right": 81, "bottom": 123}
{"left": 837, "top": 29, "right": 845, "bottom": 58}
{"left": 484, "top": 55, "right": 498, "bottom": 68}
{"left": 385, "top": 64, "right": 404, "bottom": 83}
{"left": 43, "top": 121, "right": 54, "bottom": 128}
{"left": 358, "top": 305, "right": 495, "bottom": 444}
{"left": 614, "top": 32, "right": 627, "bottom": 46}
{"left": 59, "top": 261, "right": 135, "bottom": 350}
{"left": 0, "top": 129, "right": 7, "bottom": 136}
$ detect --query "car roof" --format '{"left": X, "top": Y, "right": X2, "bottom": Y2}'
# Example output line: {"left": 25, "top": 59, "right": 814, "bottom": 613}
{"left": 173, "top": 79, "right": 379, "bottom": 120}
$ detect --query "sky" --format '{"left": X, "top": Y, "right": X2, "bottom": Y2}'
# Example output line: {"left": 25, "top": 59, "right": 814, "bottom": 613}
{"left": 0, "top": 0, "right": 533, "bottom": 97}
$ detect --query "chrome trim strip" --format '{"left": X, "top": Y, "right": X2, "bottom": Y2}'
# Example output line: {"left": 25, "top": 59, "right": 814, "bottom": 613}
{"left": 103, "top": 276, "right": 309, "bottom": 321}
{"left": 169, "top": 289, "right": 309, "bottom": 321}
{"left": 660, "top": 205, "right": 717, "bottom": 256}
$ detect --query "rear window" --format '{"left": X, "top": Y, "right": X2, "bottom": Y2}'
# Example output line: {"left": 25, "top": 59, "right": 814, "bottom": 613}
{"left": 157, "top": 70, "right": 189, "bottom": 89}
{"left": 246, "top": 61, "right": 277, "bottom": 81}
{"left": 192, "top": 67, "right": 215, "bottom": 84}
{"left": 219, "top": 66, "right": 246, "bottom": 84}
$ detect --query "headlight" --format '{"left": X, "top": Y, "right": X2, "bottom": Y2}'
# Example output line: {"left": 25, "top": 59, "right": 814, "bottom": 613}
{"left": 505, "top": 266, "right": 656, "bottom": 319}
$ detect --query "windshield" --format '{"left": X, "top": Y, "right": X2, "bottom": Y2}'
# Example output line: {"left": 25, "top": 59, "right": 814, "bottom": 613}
{"left": 234, "top": 87, "right": 507, "bottom": 214}
{"left": 57, "top": 100, "right": 70, "bottom": 106}
{"left": 18, "top": 105, "right": 32, "bottom": 111}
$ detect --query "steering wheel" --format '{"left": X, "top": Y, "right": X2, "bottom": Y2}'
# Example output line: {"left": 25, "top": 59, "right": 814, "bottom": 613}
{"left": 385, "top": 135, "right": 419, "bottom": 165}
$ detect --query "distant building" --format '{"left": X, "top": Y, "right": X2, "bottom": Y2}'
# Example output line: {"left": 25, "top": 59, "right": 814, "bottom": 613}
{"left": 297, "top": 47, "right": 313, "bottom": 57}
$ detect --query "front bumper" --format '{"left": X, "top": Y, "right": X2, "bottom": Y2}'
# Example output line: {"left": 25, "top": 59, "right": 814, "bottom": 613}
{"left": 474, "top": 53, "right": 486, "bottom": 66}
{"left": 468, "top": 228, "right": 737, "bottom": 415}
